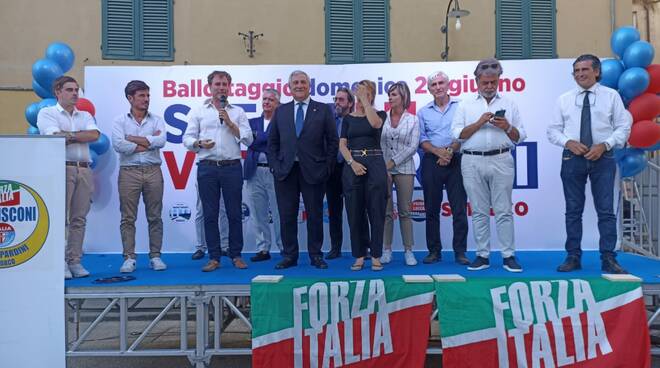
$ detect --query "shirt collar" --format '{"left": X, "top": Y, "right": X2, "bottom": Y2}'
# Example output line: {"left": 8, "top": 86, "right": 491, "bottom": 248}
{"left": 475, "top": 92, "right": 501, "bottom": 102}
{"left": 126, "top": 111, "right": 151, "bottom": 120}
{"left": 578, "top": 82, "right": 599, "bottom": 95}
{"left": 424, "top": 95, "right": 458, "bottom": 110}
{"left": 293, "top": 96, "right": 311, "bottom": 105}
{"left": 204, "top": 98, "right": 233, "bottom": 109}
{"left": 56, "top": 103, "right": 79, "bottom": 115}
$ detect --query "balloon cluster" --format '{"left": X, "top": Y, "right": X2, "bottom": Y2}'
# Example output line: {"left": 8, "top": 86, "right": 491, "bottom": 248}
{"left": 603, "top": 27, "right": 660, "bottom": 177}
{"left": 24, "top": 42, "right": 109, "bottom": 169}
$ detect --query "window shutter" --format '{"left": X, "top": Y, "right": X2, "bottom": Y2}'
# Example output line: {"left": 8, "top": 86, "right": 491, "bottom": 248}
{"left": 326, "top": 0, "right": 356, "bottom": 64}
{"left": 497, "top": 0, "right": 556, "bottom": 60}
{"left": 140, "top": 0, "right": 173, "bottom": 60}
{"left": 529, "top": 0, "right": 556, "bottom": 58}
{"left": 360, "top": 0, "right": 390, "bottom": 63}
{"left": 496, "top": 0, "right": 524, "bottom": 59}
{"left": 103, "top": 0, "right": 136, "bottom": 59}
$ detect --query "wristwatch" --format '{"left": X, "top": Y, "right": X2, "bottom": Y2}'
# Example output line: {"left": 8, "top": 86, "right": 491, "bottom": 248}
{"left": 505, "top": 124, "right": 513, "bottom": 134}
{"left": 346, "top": 159, "right": 354, "bottom": 166}
{"left": 446, "top": 147, "right": 453, "bottom": 154}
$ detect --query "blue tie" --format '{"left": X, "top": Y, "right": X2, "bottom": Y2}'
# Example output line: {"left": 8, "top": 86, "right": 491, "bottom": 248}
{"left": 295, "top": 102, "right": 304, "bottom": 137}
{"left": 580, "top": 91, "right": 592, "bottom": 147}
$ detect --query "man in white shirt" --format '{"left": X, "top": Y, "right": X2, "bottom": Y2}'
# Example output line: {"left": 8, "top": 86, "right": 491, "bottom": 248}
{"left": 547, "top": 54, "right": 632, "bottom": 274}
{"left": 183, "top": 71, "right": 254, "bottom": 272}
{"left": 111, "top": 80, "right": 167, "bottom": 273}
{"left": 451, "top": 58, "right": 527, "bottom": 273}
{"left": 37, "top": 76, "right": 100, "bottom": 279}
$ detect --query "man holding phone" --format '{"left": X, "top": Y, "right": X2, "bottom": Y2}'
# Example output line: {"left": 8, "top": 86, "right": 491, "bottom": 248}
{"left": 183, "top": 70, "right": 254, "bottom": 272}
{"left": 451, "top": 58, "right": 527, "bottom": 272}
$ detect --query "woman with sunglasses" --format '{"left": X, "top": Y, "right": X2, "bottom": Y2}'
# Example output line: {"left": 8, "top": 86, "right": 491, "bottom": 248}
{"left": 380, "top": 82, "right": 420, "bottom": 266}
{"left": 339, "top": 80, "right": 388, "bottom": 271}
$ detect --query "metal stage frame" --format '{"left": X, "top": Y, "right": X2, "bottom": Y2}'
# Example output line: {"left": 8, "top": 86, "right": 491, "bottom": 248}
{"left": 66, "top": 283, "right": 660, "bottom": 368}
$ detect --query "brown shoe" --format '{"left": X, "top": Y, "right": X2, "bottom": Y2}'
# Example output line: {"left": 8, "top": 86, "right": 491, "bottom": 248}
{"left": 202, "top": 259, "right": 220, "bottom": 272}
{"left": 232, "top": 257, "right": 248, "bottom": 269}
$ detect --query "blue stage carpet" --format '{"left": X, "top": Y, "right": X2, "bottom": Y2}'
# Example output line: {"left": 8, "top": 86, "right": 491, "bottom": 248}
{"left": 65, "top": 250, "right": 660, "bottom": 288}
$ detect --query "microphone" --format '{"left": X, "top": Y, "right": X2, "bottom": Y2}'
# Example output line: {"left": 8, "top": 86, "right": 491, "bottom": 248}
{"left": 219, "top": 95, "right": 228, "bottom": 125}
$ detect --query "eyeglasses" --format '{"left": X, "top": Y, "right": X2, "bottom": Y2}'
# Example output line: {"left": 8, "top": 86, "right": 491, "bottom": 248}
{"left": 479, "top": 63, "right": 500, "bottom": 70}
{"left": 574, "top": 91, "right": 596, "bottom": 108}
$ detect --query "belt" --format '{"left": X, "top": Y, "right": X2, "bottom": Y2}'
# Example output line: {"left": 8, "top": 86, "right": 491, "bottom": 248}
{"left": 199, "top": 159, "right": 241, "bottom": 167}
{"left": 66, "top": 161, "right": 90, "bottom": 168}
{"left": 462, "top": 147, "right": 511, "bottom": 156}
{"left": 350, "top": 149, "right": 383, "bottom": 157}
{"left": 256, "top": 163, "right": 269, "bottom": 167}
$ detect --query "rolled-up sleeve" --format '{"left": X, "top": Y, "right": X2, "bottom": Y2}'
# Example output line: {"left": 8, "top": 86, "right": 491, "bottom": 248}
{"left": 509, "top": 103, "right": 526, "bottom": 144}
{"left": 36, "top": 108, "right": 61, "bottom": 135}
{"left": 146, "top": 116, "right": 167, "bottom": 149}
{"left": 450, "top": 103, "right": 466, "bottom": 140}
{"left": 183, "top": 107, "right": 201, "bottom": 151}
{"left": 111, "top": 116, "right": 138, "bottom": 154}
{"left": 236, "top": 110, "right": 254, "bottom": 146}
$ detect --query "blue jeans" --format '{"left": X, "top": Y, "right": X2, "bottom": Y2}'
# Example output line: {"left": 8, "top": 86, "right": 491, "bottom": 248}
{"left": 560, "top": 150, "right": 617, "bottom": 258}
{"left": 197, "top": 162, "right": 244, "bottom": 260}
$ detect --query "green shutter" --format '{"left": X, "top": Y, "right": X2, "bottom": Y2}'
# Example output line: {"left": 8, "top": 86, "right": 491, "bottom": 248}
{"left": 326, "top": 0, "right": 356, "bottom": 64}
{"left": 325, "top": 0, "right": 389, "bottom": 64}
{"left": 140, "top": 0, "right": 173, "bottom": 60}
{"left": 496, "top": 0, "right": 555, "bottom": 60}
{"left": 360, "top": 0, "right": 390, "bottom": 63}
{"left": 529, "top": 0, "right": 556, "bottom": 58}
{"left": 103, "top": 0, "right": 173, "bottom": 61}
{"left": 103, "top": 0, "right": 136, "bottom": 58}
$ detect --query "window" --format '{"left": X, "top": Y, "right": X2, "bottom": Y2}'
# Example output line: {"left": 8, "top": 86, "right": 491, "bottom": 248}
{"left": 496, "top": 0, "right": 556, "bottom": 59}
{"left": 325, "top": 0, "right": 390, "bottom": 64}
{"left": 102, "top": 0, "right": 173, "bottom": 61}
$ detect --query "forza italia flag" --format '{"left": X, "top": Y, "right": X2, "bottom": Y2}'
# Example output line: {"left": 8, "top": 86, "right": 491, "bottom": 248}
{"left": 252, "top": 277, "right": 434, "bottom": 367}
{"left": 436, "top": 278, "right": 650, "bottom": 368}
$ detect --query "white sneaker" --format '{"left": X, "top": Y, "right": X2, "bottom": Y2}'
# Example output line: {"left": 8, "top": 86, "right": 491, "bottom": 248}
{"left": 150, "top": 257, "right": 167, "bottom": 271}
{"left": 120, "top": 258, "right": 136, "bottom": 273}
{"left": 381, "top": 249, "right": 392, "bottom": 264}
{"left": 64, "top": 263, "right": 72, "bottom": 280}
{"left": 69, "top": 263, "right": 90, "bottom": 278}
{"left": 404, "top": 250, "right": 418, "bottom": 266}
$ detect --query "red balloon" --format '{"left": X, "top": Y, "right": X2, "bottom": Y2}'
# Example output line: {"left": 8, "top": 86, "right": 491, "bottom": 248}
{"left": 628, "top": 93, "right": 660, "bottom": 123}
{"left": 628, "top": 120, "right": 660, "bottom": 148}
{"left": 646, "top": 64, "right": 660, "bottom": 94}
{"left": 76, "top": 97, "right": 95, "bottom": 116}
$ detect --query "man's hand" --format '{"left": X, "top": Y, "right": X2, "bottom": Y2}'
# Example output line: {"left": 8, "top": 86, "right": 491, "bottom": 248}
{"left": 565, "top": 140, "right": 589, "bottom": 156}
{"left": 199, "top": 139, "right": 215, "bottom": 149}
{"left": 134, "top": 145, "right": 148, "bottom": 153}
{"left": 584, "top": 143, "right": 607, "bottom": 161}
{"left": 434, "top": 147, "right": 452, "bottom": 166}
{"left": 477, "top": 112, "right": 494, "bottom": 127}
{"left": 490, "top": 116, "right": 509, "bottom": 131}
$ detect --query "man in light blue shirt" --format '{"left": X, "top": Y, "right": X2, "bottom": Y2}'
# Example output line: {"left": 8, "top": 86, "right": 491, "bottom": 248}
{"left": 418, "top": 71, "right": 469, "bottom": 266}
{"left": 111, "top": 80, "right": 167, "bottom": 273}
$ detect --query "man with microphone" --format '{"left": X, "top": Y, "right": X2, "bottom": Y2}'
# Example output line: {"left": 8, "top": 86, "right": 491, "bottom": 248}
{"left": 184, "top": 71, "right": 253, "bottom": 272}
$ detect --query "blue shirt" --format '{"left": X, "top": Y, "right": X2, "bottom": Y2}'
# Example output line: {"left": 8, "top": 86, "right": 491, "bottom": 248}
{"left": 418, "top": 98, "right": 459, "bottom": 148}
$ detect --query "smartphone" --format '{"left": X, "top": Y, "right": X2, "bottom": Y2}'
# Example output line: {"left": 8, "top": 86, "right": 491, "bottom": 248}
{"left": 494, "top": 109, "right": 506, "bottom": 118}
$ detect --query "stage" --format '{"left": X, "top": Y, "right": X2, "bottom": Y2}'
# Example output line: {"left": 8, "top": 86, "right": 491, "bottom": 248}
{"left": 65, "top": 250, "right": 660, "bottom": 367}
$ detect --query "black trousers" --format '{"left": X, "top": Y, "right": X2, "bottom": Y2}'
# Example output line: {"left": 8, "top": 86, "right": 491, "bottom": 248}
{"left": 325, "top": 161, "right": 344, "bottom": 252}
{"left": 421, "top": 152, "right": 468, "bottom": 254}
{"left": 343, "top": 155, "right": 387, "bottom": 258}
{"left": 273, "top": 162, "right": 325, "bottom": 261}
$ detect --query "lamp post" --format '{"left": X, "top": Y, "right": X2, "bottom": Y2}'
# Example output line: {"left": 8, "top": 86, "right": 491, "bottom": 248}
{"left": 441, "top": 0, "right": 470, "bottom": 61}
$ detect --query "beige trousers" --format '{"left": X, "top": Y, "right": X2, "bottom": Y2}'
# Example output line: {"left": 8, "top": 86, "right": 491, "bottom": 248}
{"left": 384, "top": 174, "right": 415, "bottom": 250}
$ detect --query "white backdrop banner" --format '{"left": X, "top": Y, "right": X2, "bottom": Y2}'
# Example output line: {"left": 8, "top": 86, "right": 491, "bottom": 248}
{"left": 84, "top": 59, "right": 607, "bottom": 254}
{"left": 0, "top": 136, "right": 65, "bottom": 367}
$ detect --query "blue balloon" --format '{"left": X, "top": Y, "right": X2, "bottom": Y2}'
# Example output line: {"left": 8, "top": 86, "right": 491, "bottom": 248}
{"left": 38, "top": 98, "right": 57, "bottom": 110}
{"left": 32, "top": 58, "right": 63, "bottom": 93}
{"left": 644, "top": 140, "right": 660, "bottom": 152}
{"left": 25, "top": 102, "right": 41, "bottom": 127}
{"left": 599, "top": 59, "right": 625, "bottom": 89}
{"left": 622, "top": 40, "right": 655, "bottom": 69}
{"left": 45, "top": 42, "right": 75, "bottom": 73}
{"left": 618, "top": 148, "right": 647, "bottom": 177}
{"left": 32, "top": 79, "right": 54, "bottom": 99}
{"left": 611, "top": 26, "right": 640, "bottom": 57}
{"left": 27, "top": 126, "right": 40, "bottom": 135}
{"left": 90, "top": 150, "right": 99, "bottom": 169}
{"left": 618, "top": 67, "right": 650, "bottom": 100}
{"left": 89, "top": 133, "right": 110, "bottom": 155}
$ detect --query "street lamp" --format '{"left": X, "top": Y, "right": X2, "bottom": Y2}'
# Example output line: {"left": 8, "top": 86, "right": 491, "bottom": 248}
{"left": 441, "top": 0, "right": 470, "bottom": 61}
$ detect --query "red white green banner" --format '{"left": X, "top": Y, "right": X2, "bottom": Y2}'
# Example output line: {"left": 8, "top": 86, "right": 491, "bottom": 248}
{"left": 251, "top": 277, "right": 434, "bottom": 367}
{"left": 436, "top": 278, "right": 651, "bottom": 368}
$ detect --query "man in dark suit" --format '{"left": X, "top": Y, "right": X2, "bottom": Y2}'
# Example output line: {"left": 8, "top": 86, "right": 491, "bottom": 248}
{"left": 245, "top": 89, "right": 283, "bottom": 261}
{"left": 267, "top": 70, "right": 339, "bottom": 269}
{"left": 324, "top": 87, "right": 354, "bottom": 259}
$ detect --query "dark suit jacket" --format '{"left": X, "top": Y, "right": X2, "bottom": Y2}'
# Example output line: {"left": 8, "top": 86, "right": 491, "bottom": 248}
{"left": 267, "top": 99, "right": 338, "bottom": 184}
{"left": 244, "top": 115, "right": 270, "bottom": 180}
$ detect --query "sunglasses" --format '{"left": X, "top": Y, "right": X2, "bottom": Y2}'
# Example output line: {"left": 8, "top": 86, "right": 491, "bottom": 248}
{"left": 479, "top": 63, "right": 500, "bottom": 70}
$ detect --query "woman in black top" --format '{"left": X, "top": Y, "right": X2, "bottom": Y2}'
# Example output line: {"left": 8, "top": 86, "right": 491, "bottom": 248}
{"left": 338, "top": 80, "right": 388, "bottom": 271}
